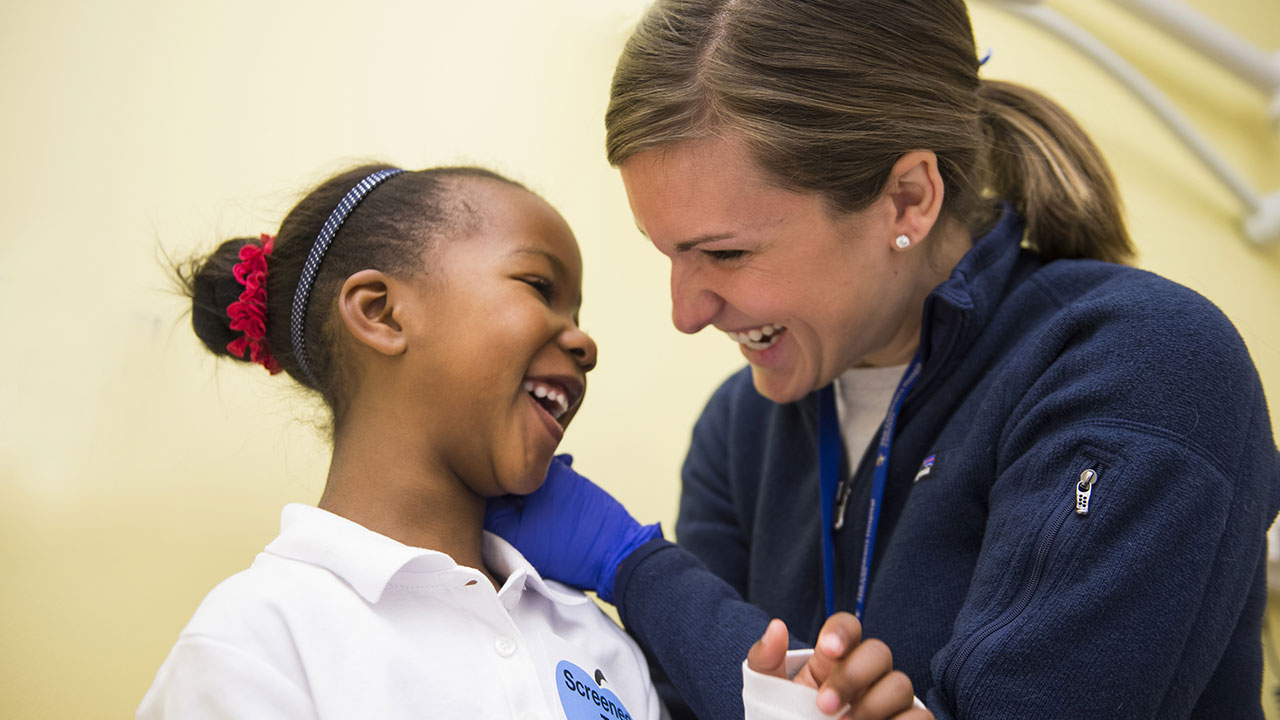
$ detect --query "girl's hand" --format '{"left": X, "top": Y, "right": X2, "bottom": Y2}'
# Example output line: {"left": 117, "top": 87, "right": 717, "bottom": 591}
{"left": 747, "top": 614, "right": 933, "bottom": 720}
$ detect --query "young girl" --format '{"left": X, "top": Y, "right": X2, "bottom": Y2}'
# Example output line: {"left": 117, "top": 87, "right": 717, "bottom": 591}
{"left": 140, "top": 164, "right": 920, "bottom": 720}
{"left": 140, "top": 164, "right": 668, "bottom": 719}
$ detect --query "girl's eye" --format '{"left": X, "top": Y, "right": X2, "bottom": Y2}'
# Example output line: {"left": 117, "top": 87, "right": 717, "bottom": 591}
{"left": 522, "top": 276, "right": 554, "bottom": 301}
{"left": 702, "top": 249, "right": 747, "bottom": 262}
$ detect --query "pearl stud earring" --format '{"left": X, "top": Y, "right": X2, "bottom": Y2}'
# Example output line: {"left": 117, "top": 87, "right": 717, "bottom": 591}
{"left": 895, "top": 234, "right": 911, "bottom": 249}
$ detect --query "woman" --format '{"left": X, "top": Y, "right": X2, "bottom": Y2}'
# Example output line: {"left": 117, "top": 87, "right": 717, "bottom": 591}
{"left": 487, "top": 1, "right": 1280, "bottom": 717}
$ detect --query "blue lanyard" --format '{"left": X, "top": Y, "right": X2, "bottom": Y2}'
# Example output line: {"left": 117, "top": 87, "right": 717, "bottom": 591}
{"left": 817, "top": 355, "right": 922, "bottom": 619}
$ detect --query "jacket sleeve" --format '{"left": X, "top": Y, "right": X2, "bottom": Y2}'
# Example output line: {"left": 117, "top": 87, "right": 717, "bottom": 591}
{"left": 616, "top": 374, "right": 777, "bottom": 720}
{"left": 617, "top": 540, "right": 774, "bottom": 720}
{"left": 675, "top": 371, "right": 757, "bottom": 595}
{"left": 926, "top": 285, "right": 1280, "bottom": 718}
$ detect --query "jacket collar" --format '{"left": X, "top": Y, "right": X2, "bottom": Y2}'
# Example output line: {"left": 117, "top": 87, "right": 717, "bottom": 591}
{"left": 918, "top": 203, "right": 1027, "bottom": 369}
{"left": 794, "top": 203, "right": 1026, "bottom": 420}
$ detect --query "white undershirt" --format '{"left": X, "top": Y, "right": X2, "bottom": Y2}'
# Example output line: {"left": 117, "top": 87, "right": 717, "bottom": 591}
{"left": 833, "top": 363, "right": 910, "bottom": 474}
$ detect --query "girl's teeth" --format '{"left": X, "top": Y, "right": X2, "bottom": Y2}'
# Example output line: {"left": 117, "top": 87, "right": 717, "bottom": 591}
{"left": 524, "top": 380, "right": 572, "bottom": 420}
{"left": 748, "top": 329, "right": 762, "bottom": 341}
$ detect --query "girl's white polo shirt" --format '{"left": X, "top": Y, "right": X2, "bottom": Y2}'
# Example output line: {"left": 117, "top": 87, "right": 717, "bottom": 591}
{"left": 138, "top": 504, "right": 663, "bottom": 720}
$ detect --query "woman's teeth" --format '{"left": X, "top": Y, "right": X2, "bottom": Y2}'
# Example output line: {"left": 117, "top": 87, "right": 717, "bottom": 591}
{"left": 726, "top": 324, "right": 786, "bottom": 351}
{"left": 523, "top": 380, "right": 570, "bottom": 420}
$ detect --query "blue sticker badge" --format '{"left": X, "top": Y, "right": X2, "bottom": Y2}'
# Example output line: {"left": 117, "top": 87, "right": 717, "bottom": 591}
{"left": 556, "top": 660, "right": 633, "bottom": 720}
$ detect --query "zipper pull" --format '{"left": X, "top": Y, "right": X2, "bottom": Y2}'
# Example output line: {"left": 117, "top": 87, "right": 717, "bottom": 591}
{"left": 833, "top": 479, "right": 852, "bottom": 530}
{"left": 1075, "top": 468, "right": 1098, "bottom": 515}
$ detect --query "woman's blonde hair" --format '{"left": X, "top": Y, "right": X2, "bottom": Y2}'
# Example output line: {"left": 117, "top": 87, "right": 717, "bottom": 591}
{"left": 605, "top": 0, "right": 1133, "bottom": 263}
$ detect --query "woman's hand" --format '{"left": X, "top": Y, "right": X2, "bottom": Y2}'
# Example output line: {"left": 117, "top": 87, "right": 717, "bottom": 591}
{"left": 747, "top": 614, "right": 932, "bottom": 720}
{"left": 484, "top": 454, "right": 661, "bottom": 602}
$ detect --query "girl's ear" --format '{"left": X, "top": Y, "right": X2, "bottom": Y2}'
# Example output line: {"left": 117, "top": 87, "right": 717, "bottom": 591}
{"left": 337, "top": 269, "right": 407, "bottom": 357}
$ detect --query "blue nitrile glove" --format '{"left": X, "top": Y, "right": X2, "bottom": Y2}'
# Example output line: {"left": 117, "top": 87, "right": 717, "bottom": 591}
{"left": 485, "top": 454, "right": 662, "bottom": 603}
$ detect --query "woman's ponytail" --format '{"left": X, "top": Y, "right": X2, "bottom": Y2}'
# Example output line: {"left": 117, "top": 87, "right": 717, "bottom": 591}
{"left": 977, "top": 79, "right": 1134, "bottom": 264}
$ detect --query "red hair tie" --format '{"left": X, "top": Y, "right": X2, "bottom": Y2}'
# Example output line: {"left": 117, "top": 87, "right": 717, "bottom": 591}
{"left": 226, "top": 233, "right": 281, "bottom": 374}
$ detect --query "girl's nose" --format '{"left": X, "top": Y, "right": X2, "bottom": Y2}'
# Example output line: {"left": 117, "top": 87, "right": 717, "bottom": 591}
{"left": 670, "top": 262, "right": 723, "bottom": 335}
{"left": 562, "top": 324, "right": 597, "bottom": 373}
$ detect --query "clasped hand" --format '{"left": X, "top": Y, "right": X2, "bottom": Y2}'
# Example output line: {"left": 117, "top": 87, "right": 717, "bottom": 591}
{"left": 748, "top": 614, "right": 933, "bottom": 720}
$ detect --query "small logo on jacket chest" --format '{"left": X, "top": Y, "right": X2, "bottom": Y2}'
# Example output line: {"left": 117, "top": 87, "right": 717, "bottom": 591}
{"left": 914, "top": 454, "right": 937, "bottom": 483}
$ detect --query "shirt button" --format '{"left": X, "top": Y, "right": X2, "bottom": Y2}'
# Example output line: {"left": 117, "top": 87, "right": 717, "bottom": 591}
{"left": 494, "top": 636, "right": 517, "bottom": 657}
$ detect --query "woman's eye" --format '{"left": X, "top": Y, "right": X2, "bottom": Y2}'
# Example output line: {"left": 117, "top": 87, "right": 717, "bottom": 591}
{"left": 522, "top": 277, "right": 554, "bottom": 301}
{"left": 702, "top": 249, "right": 747, "bottom": 262}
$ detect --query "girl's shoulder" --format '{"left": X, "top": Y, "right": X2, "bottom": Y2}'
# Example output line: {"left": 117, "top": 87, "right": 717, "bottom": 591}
{"left": 177, "top": 551, "right": 356, "bottom": 649}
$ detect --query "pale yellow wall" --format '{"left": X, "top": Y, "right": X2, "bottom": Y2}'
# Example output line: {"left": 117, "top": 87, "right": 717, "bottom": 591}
{"left": 0, "top": 1, "right": 1276, "bottom": 717}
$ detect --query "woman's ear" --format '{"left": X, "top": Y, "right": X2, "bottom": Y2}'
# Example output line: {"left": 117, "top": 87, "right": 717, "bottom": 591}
{"left": 886, "top": 150, "right": 945, "bottom": 242}
{"left": 337, "top": 269, "right": 407, "bottom": 357}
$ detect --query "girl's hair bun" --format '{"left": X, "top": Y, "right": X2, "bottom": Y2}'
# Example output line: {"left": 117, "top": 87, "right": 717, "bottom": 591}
{"left": 181, "top": 236, "right": 264, "bottom": 362}
{"left": 171, "top": 164, "right": 525, "bottom": 410}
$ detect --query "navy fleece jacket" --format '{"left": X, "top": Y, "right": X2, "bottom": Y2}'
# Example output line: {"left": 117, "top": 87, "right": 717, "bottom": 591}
{"left": 615, "top": 207, "right": 1280, "bottom": 719}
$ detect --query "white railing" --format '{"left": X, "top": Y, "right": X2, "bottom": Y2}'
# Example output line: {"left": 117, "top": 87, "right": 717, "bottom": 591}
{"left": 978, "top": 0, "right": 1280, "bottom": 245}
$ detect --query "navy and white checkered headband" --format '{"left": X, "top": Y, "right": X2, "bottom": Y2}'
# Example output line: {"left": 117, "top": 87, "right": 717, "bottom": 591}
{"left": 289, "top": 168, "right": 405, "bottom": 383}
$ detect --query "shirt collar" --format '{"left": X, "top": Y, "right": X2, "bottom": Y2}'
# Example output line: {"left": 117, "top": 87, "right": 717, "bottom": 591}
{"left": 485, "top": 531, "right": 589, "bottom": 606}
{"left": 265, "top": 503, "right": 586, "bottom": 607}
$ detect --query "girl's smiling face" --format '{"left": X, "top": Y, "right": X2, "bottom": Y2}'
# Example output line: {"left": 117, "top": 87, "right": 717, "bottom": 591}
{"left": 398, "top": 178, "right": 596, "bottom": 498}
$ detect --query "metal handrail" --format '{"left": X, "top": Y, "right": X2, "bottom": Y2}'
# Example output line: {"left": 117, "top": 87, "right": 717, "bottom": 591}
{"left": 978, "top": 0, "right": 1279, "bottom": 245}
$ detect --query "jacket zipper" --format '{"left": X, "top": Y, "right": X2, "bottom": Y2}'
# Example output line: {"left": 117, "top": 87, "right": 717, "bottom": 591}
{"left": 1075, "top": 467, "right": 1098, "bottom": 515}
{"left": 942, "top": 464, "right": 1102, "bottom": 697}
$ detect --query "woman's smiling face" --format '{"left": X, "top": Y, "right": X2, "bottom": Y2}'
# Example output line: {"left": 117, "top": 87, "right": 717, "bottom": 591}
{"left": 620, "top": 136, "right": 922, "bottom": 404}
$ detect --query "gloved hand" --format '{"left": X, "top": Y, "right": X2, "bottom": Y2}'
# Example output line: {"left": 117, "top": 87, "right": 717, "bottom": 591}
{"left": 485, "top": 454, "right": 662, "bottom": 603}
